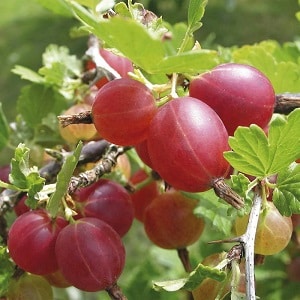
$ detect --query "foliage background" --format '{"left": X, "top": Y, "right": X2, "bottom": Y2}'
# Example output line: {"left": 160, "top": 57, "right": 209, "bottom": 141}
{"left": 0, "top": 1, "right": 299, "bottom": 299}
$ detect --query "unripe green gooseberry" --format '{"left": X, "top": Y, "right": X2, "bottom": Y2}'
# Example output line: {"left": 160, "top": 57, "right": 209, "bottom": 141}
{"left": 7, "top": 273, "right": 53, "bottom": 300}
{"left": 235, "top": 202, "right": 292, "bottom": 255}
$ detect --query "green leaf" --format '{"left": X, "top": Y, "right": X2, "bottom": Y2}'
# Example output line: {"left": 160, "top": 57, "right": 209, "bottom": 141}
{"left": 188, "top": 0, "right": 208, "bottom": 33}
{"left": 67, "top": 1, "right": 167, "bottom": 72}
{"left": 17, "top": 84, "right": 63, "bottom": 128}
{"left": 268, "top": 109, "right": 300, "bottom": 174}
{"left": 191, "top": 189, "right": 236, "bottom": 236}
{"left": 224, "top": 125, "right": 270, "bottom": 177}
{"left": 150, "top": 49, "right": 219, "bottom": 74}
{"left": 11, "top": 65, "right": 45, "bottom": 84}
{"left": 0, "top": 103, "right": 10, "bottom": 151}
{"left": 273, "top": 162, "right": 300, "bottom": 216}
{"left": 225, "top": 109, "right": 300, "bottom": 178}
{"left": 38, "top": 44, "right": 82, "bottom": 98}
{"left": 47, "top": 142, "right": 83, "bottom": 217}
{"left": 232, "top": 41, "right": 300, "bottom": 93}
{"left": 0, "top": 246, "right": 14, "bottom": 297}
{"left": 9, "top": 144, "right": 45, "bottom": 200}
{"left": 89, "top": 18, "right": 165, "bottom": 72}
{"left": 153, "top": 262, "right": 227, "bottom": 292}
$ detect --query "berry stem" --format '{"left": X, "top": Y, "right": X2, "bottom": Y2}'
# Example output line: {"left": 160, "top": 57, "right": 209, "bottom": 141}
{"left": 106, "top": 282, "right": 128, "bottom": 300}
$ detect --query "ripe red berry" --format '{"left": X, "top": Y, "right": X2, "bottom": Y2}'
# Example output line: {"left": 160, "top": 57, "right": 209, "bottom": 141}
{"left": 100, "top": 48, "right": 134, "bottom": 78}
{"left": 8, "top": 209, "right": 68, "bottom": 275}
{"left": 75, "top": 179, "right": 134, "bottom": 237}
{"left": 189, "top": 63, "right": 275, "bottom": 136}
{"left": 55, "top": 217, "right": 125, "bottom": 292}
{"left": 147, "top": 96, "right": 230, "bottom": 192}
{"left": 92, "top": 78, "right": 157, "bottom": 146}
{"left": 144, "top": 190, "right": 205, "bottom": 249}
{"left": 129, "top": 169, "right": 160, "bottom": 222}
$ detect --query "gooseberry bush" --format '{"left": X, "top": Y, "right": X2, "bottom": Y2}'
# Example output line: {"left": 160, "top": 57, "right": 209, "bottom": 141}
{"left": 1, "top": 0, "right": 300, "bottom": 299}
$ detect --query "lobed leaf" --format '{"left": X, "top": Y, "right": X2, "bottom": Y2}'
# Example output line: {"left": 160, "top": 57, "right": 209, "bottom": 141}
{"left": 8, "top": 144, "right": 45, "bottom": 206}
{"left": 267, "top": 109, "right": 300, "bottom": 174}
{"left": 273, "top": 162, "right": 300, "bottom": 216}
{"left": 224, "top": 125, "right": 270, "bottom": 177}
{"left": 192, "top": 189, "right": 236, "bottom": 236}
{"left": 232, "top": 41, "right": 300, "bottom": 93}
{"left": 224, "top": 109, "right": 300, "bottom": 178}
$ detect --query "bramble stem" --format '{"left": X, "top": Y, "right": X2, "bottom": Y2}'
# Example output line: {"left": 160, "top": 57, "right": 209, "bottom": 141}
{"left": 68, "top": 144, "right": 128, "bottom": 194}
{"left": 240, "top": 184, "right": 262, "bottom": 300}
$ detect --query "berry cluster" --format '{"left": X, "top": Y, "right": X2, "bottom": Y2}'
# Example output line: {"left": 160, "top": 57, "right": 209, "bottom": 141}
{"left": 91, "top": 62, "right": 275, "bottom": 193}
{"left": 7, "top": 178, "right": 133, "bottom": 293}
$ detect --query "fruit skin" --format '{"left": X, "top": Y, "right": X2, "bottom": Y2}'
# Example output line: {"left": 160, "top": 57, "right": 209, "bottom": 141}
{"left": 85, "top": 48, "right": 133, "bottom": 89}
{"left": 0, "top": 164, "right": 10, "bottom": 183}
{"left": 129, "top": 169, "right": 159, "bottom": 222}
{"left": 7, "top": 273, "right": 53, "bottom": 300}
{"left": 59, "top": 103, "right": 98, "bottom": 144}
{"left": 189, "top": 63, "right": 275, "bottom": 136}
{"left": 100, "top": 48, "right": 134, "bottom": 78}
{"left": 143, "top": 190, "right": 205, "bottom": 249}
{"left": 75, "top": 179, "right": 134, "bottom": 237}
{"left": 235, "top": 202, "right": 292, "bottom": 255}
{"left": 192, "top": 252, "right": 229, "bottom": 300}
{"left": 7, "top": 209, "right": 68, "bottom": 275}
{"left": 55, "top": 217, "right": 126, "bottom": 292}
{"left": 147, "top": 96, "right": 230, "bottom": 192}
{"left": 13, "top": 195, "right": 30, "bottom": 216}
{"left": 92, "top": 78, "right": 157, "bottom": 146}
{"left": 134, "top": 140, "right": 154, "bottom": 169}
{"left": 43, "top": 269, "right": 71, "bottom": 288}
{"left": 192, "top": 277, "right": 228, "bottom": 300}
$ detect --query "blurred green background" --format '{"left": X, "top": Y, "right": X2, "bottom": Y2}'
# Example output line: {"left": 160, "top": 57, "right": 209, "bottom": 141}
{"left": 0, "top": 0, "right": 299, "bottom": 121}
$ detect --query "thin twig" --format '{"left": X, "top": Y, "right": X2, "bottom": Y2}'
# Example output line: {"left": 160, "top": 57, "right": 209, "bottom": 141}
{"left": 68, "top": 144, "right": 128, "bottom": 194}
{"left": 274, "top": 93, "right": 300, "bottom": 114}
